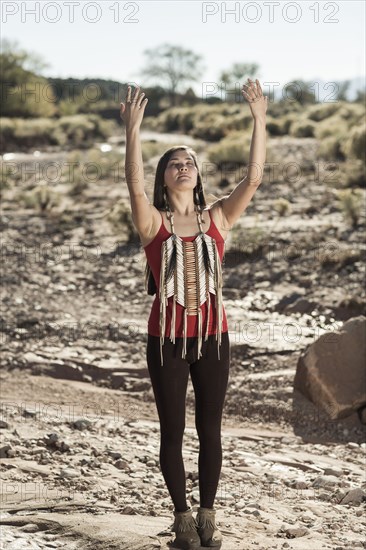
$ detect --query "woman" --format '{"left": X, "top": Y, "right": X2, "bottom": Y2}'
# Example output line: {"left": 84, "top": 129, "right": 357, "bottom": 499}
{"left": 120, "top": 80, "right": 267, "bottom": 549}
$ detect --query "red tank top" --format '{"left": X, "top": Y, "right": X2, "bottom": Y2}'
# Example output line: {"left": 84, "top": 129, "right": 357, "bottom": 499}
{"left": 143, "top": 209, "right": 228, "bottom": 337}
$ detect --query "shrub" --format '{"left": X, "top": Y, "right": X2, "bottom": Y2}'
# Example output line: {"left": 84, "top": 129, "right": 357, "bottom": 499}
{"left": 265, "top": 117, "right": 286, "bottom": 136}
{"left": 206, "top": 131, "right": 252, "bottom": 166}
{"left": 337, "top": 102, "right": 365, "bottom": 123}
{"left": 339, "top": 160, "right": 366, "bottom": 188}
{"left": 319, "top": 246, "right": 361, "bottom": 268}
{"left": 0, "top": 161, "right": 13, "bottom": 194}
{"left": 141, "top": 141, "right": 171, "bottom": 162}
{"left": 13, "top": 118, "right": 57, "bottom": 149}
{"left": 0, "top": 114, "right": 115, "bottom": 152}
{"left": 317, "top": 135, "right": 345, "bottom": 161}
{"left": 106, "top": 199, "right": 136, "bottom": 242}
{"left": 340, "top": 124, "right": 366, "bottom": 162}
{"left": 67, "top": 166, "right": 88, "bottom": 195}
{"left": 314, "top": 115, "right": 349, "bottom": 140}
{"left": 281, "top": 113, "right": 298, "bottom": 134}
{"left": 307, "top": 102, "right": 341, "bottom": 122}
{"left": 18, "top": 183, "right": 61, "bottom": 212}
{"left": 222, "top": 112, "right": 253, "bottom": 133}
{"left": 192, "top": 118, "right": 227, "bottom": 141}
{"left": 336, "top": 188, "right": 364, "bottom": 227}
{"left": 274, "top": 198, "right": 291, "bottom": 216}
{"left": 289, "top": 119, "right": 316, "bottom": 137}
{"left": 154, "top": 107, "right": 185, "bottom": 132}
{"left": 83, "top": 147, "right": 123, "bottom": 179}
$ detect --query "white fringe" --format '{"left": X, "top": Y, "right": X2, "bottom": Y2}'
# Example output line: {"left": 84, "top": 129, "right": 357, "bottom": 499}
{"left": 158, "top": 222, "right": 224, "bottom": 365}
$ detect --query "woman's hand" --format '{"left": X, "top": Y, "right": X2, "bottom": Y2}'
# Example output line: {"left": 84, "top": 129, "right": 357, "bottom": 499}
{"left": 120, "top": 85, "right": 148, "bottom": 131}
{"left": 242, "top": 78, "right": 268, "bottom": 121}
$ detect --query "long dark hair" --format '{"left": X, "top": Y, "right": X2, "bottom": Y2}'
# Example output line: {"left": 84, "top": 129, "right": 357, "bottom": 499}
{"left": 144, "top": 145, "right": 210, "bottom": 296}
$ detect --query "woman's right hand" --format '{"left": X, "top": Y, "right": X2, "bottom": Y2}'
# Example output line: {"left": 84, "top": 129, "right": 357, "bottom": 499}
{"left": 120, "top": 85, "right": 148, "bottom": 131}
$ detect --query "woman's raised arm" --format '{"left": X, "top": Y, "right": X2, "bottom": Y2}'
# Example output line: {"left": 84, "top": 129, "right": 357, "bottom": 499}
{"left": 220, "top": 78, "right": 268, "bottom": 229}
{"left": 120, "top": 85, "right": 154, "bottom": 237}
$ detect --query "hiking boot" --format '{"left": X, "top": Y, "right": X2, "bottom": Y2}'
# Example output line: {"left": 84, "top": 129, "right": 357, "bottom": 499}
{"left": 196, "top": 506, "right": 223, "bottom": 548}
{"left": 171, "top": 506, "right": 201, "bottom": 550}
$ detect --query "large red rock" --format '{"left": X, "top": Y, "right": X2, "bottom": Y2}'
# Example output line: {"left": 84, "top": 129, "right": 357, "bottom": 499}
{"left": 294, "top": 316, "right": 366, "bottom": 420}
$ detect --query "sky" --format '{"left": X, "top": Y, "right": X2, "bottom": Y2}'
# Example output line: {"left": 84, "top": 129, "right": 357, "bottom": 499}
{"left": 2, "top": 0, "right": 365, "bottom": 98}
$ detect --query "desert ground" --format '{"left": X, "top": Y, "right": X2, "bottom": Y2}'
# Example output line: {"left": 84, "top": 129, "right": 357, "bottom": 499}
{"left": 0, "top": 130, "right": 365, "bottom": 549}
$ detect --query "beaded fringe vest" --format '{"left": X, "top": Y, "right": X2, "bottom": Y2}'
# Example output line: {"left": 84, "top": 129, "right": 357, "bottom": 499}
{"left": 158, "top": 205, "right": 224, "bottom": 366}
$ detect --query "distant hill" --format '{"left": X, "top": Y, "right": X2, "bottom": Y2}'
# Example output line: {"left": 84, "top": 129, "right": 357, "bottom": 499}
{"left": 271, "top": 76, "right": 365, "bottom": 102}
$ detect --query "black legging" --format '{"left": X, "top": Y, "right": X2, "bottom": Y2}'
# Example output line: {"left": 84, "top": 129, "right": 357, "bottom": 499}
{"left": 146, "top": 332, "right": 230, "bottom": 512}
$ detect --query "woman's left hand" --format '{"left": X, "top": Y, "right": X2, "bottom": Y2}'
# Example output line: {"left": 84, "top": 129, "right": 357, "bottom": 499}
{"left": 242, "top": 78, "right": 268, "bottom": 120}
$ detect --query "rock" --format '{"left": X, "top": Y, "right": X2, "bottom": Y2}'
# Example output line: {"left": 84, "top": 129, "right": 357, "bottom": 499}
{"left": 191, "top": 490, "right": 200, "bottom": 502}
{"left": 6, "top": 447, "right": 16, "bottom": 458}
{"left": 20, "top": 523, "right": 40, "bottom": 533}
{"left": 22, "top": 408, "right": 38, "bottom": 418}
{"left": 294, "top": 316, "right": 366, "bottom": 419}
{"left": 346, "top": 441, "right": 359, "bottom": 449}
{"left": 60, "top": 468, "right": 79, "bottom": 479}
{"left": 340, "top": 488, "right": 366, "bottom": 505}
{"left": 43, "top": 433, "right": 70, "bottom": 452}
{"left": 312, "top": 475, "right": 340, "bottom": 489}
{"left": 114, "top": 459, "right": 130, "bottom": 470}
{"left": 285, "top": 526, "right": 309, "bottom": 538}
{"left": 323, "top": 467, "right": 343, "bottom": 477}
{"left": 284, "top": 297, "right": 317, "bottom": 314}
{"left": 0, "top": 420, "right": 9, "bottom": 428}
{"left": 244, "top": 508, "right": 261, "bottom": 517}
{"left": 0, "top": 445, "right": 12, "bottom": 458}
{"left": 108, "top": 450, "right": 123, "bottom": 460}
{"left": 71, "top": 419, "right": 92, "bottom": 431}
{"left": 110, "top": 373, "right": 126, "bottom": 389}
{"left": 357, "top": 405, "right": 366, "bottom": 424}
{"left": 274, "top": 292, "right": 303, "bottom": 313}
{"left": 288, "top": 479, "right": 308, "bottom": 490}
{"left": 334, "top": 295, "right": 366, "bottom": 321}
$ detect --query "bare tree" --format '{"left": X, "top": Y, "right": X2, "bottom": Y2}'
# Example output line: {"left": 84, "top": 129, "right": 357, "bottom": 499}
{"left": 1, "top": 38, "right": 50, "bottom": 75}
{"left": 138, "top": 43, "right": 205, "bottom": 107}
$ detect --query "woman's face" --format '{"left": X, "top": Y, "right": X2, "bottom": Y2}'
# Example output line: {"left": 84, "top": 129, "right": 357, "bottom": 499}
{"left": 164, "top": 150, "right": 198, "bottom": 190}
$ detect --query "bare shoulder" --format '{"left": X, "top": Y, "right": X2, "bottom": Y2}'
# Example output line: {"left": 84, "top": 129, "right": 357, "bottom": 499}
{"left": 207, "top": 200, "right": 232, "bottom": 241}
{"left": 138, "top": 205, "right": 163, "bottom": 248}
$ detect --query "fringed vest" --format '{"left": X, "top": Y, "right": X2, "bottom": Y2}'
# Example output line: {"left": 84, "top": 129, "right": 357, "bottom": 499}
{"left": 157, "top": 207, "right": 224, "bottom": 367}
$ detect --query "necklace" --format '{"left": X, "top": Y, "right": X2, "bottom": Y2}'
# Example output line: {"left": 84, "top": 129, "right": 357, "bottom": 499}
{"left": 158, "top": 203, "right": 224, "bottom": 367}
{"left": 166, "top": 206, "right": 204, "bottom": 238}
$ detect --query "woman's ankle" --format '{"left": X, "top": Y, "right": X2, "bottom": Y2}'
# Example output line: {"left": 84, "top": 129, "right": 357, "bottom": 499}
{"left": 174, "top": 506, "right": 190, "bottom": 513}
